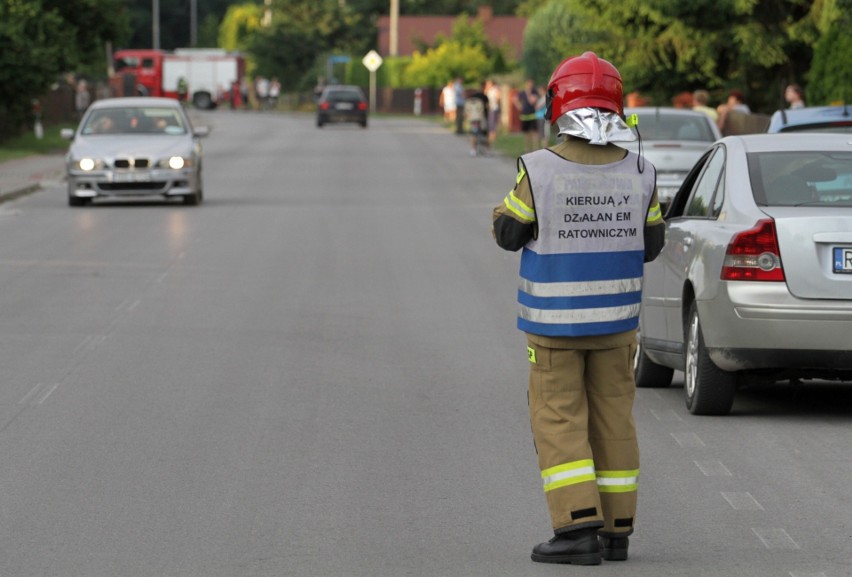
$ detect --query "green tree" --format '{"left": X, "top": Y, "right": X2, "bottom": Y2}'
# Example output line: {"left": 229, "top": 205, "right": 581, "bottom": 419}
{"left": 523, "top": 0, "right": 823, "bottom": 112}
{"left": 807, "top": 0, "right": 851, "bottom": 104}
{"left": 522, "top": 0, "right": 608, "bottom": 85}
{"left": 403, "top": 41, "right": 491, "bottom": 87}
{"left": 248, "top": 0, "right": 365, "bottom": 90}
{"left": 0, "top": 0, "right": 129, "bottom": 138}
{"left": 219, "top": 2, "right": 263, "bottom": 52}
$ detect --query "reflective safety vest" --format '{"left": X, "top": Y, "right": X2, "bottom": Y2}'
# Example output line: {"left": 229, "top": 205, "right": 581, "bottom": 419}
{"left": 517, "top": 148, "right": 656, "bottom": 337}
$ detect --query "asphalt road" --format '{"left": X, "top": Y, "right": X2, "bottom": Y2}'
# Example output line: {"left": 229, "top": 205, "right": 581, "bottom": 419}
{"left": 1, "top": 111, "right": 850, "bottom": 577}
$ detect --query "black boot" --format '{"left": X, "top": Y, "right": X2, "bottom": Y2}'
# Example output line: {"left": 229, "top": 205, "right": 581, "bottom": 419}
{"left": 531, "top": 528, "right": 601, "bottom": 565}
{"left": 600, "top": 535, "right": 629, "bottom": 561}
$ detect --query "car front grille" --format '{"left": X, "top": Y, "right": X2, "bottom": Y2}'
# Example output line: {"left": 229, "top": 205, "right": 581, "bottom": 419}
{"left": 113, "top": 158, "right": 150, "bottom": 168}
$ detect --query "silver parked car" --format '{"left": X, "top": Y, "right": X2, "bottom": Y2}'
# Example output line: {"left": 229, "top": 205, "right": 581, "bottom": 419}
{"left": 636, "top": 133, "right": 852, "bottom": 415}
{"left": 619, "top": 107, "right": 721, "bottom": 207}
{"left": 62, "top": 97, "right": 208, "bottom": 206}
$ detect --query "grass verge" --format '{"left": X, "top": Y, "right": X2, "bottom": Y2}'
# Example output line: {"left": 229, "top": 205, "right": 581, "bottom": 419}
{"left": 0, "top": 124, "right": 72, "bottom": 163}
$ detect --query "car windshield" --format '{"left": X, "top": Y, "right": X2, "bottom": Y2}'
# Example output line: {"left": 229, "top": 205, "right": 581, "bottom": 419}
{"left": 748, "top": 150, "right": 852, "bottom": 207}
{"left": 81, "top": 107, "right": 187, "bottom": 135}
{"left": 633, "top": 113, "right": 716, "bottom": 142}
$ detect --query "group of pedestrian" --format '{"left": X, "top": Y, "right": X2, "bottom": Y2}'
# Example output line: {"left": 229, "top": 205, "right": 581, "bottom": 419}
{"left": 253, "top": 75, "right": 281, "bottom": 110}
{"left": 440, "top": 77, "right": 504, "bottom": 156}
{"left": 440, "top": 76, "right": 555, "bottom": 156}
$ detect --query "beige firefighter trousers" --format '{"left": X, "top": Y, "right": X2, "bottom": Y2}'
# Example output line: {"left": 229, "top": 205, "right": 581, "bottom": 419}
{"left": 527, "top": 337, "right": 639, "bottom": 537}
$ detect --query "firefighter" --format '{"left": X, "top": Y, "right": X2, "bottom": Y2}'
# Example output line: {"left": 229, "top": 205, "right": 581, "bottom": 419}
{"left": 177, "top": 76, "right": 189, "bottom": 104}
{"left": 492, "top": 52, "right": 665, "bottom": 565}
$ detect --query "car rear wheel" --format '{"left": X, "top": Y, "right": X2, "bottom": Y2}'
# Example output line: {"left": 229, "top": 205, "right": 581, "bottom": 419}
{"left": 684, "top": 302, "right": 736, "bottom": 415}
{"left": 634, "top": 336, "right": 674, "bottom": 388}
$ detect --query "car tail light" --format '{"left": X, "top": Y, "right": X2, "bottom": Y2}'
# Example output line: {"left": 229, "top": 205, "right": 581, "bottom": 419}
{"left": 320, "top": 102, "right": 330, "bottom": 110}
{"left": 357, "top": 102, "right": 367, "bottom": 111}
{"left": 721, "top": 219, "right": 785, "bottom": 281}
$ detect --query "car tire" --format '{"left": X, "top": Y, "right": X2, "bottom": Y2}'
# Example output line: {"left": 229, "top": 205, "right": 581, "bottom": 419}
{"left": 360, "top": 118, "right": 368, "bottom": 128}
{"left": 192, "top": 92, "right": 213, "bottom": 110}
{"left": 634, "top": 335, "right": 674, "bottom": 388}
{"left": 317, "top": 117, "right": 325, "bottom": 128}
{"left": 68, "top": 196, "right": 88, "bottom": 207}
{"left": 684, "top": 302, "right": 736, "bottom": 415}
{"left": 183, "top": 191, "right": 201, "bottom": 206}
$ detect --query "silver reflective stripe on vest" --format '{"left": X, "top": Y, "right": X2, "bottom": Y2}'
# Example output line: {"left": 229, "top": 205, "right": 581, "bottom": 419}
{"left": 520, "top": 276, "right": 642, "bottom": 298}
{"left": 520, "top": 303, "right": 641, "bottom": 325}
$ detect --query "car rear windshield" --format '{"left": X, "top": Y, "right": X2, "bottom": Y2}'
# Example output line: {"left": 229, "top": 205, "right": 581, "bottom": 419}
{"left": 778, "top": 123, "right": 852, "bottom": 134}
{"left": 634, "top": 113, "right": 716, "bottom": 142}
{"left": 748, "top": 150, "right": 852, "bottom": 207}
{"left": 326, "top": 90, "right": 363, "bottom": 103}
{"left": 82, "top": 107, "right": 187, "bottom": 135}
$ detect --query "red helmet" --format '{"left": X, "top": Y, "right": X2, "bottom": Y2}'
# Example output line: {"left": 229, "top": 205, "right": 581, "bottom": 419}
{"left": 547, "top": 52, "right": 624, "bottom": 123}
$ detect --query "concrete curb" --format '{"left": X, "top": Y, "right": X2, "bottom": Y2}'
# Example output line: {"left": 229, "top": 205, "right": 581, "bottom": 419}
{"left": 0, "top": 154, "right": 66, "bottom": 203}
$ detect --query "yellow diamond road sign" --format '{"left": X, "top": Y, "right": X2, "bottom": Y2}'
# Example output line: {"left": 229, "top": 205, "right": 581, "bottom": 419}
{"left": 362, "top": 50, "right": 383, "bottom": 72}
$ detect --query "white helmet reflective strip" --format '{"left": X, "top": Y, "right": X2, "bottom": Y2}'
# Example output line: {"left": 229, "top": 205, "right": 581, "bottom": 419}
{"left": 596, "top": 469, "right": 639, "bottom": 493}
{"left": 541, "top": 459, "right": 596, "bottom": 492}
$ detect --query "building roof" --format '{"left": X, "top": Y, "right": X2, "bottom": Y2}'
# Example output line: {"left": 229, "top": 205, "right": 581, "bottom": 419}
{"left": 376, "top": 6, "right": 526, "bottom": 60}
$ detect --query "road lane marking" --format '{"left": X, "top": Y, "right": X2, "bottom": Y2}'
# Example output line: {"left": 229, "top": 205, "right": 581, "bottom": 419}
{"left": 19, "top": 383, "right": 44, "bottom": 404}
{"left": 753, "top": 528, "right": 799, "bottom": 550}
{"left": 672, "top": 432, "right": 705, "bottom": 447}
{"left": 789, "top": 572, "right": 827, "bottom": 577}
{"left": 36, "top": 384, "right": 59, "bottom": 405}
{"left": 651, "top": 409, "right": 683, "bottom": 422}
{"left": 722, "top": 492, "right": 764, "bottom": 510}
{"left": 695, "top": 460, "right": 732, "bottom": 476}
{"left": 74, "top": 335, "right": 94, "bottom": 352}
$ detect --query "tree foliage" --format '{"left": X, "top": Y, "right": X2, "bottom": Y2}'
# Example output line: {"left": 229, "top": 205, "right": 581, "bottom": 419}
{"left": 807, "top": 0, "right": 852, "bottom": 104}
{"left": 522, "top": 0, "right": 829, "bottom": 112}
{"left": 403, "top": 41, "right": 490, "bottom": 87}
{"left": 0, "top": 0, "right": 129, "bottom": 136}
{"left": 401, "top": 14, "right": 514, "bottom": 88}
{"left": 218, "top": 2, "right": 263, "bottom": 53}
{"left": 248, "top": 0, "right": 366, "bottom": 90}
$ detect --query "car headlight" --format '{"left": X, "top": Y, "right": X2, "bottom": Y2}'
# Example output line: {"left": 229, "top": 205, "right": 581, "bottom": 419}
{"left": 75, "top": 158, "right": 103, "bottom": 171}
{"left": 158, "top": 156, "right": 192, "bottom": 169}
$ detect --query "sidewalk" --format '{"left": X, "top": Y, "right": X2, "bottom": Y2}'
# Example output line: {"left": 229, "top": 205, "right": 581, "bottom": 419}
{"left": 0, "top": 153, "right": 66, "bottom": 202}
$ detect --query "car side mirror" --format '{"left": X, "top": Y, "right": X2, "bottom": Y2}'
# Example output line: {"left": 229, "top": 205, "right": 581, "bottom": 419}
{"left": 60, "top": 128, "right": 75, "bottom": 140}
{"left": 193, "top": 126, "right": 210, "bottom": 138}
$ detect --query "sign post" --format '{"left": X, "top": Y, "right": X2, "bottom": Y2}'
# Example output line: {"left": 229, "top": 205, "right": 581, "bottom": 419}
{"left": 362, "top": 50, "right": 383, "bottom": 113}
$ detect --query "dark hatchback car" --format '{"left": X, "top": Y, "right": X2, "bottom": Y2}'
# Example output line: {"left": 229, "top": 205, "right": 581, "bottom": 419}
{"left": 317, "top": 85, "right": 368, "bottom": 128}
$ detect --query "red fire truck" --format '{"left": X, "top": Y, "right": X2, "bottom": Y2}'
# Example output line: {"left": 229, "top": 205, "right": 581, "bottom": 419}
{"left": 112, "top": 48, "right": 245, "bottom": 109}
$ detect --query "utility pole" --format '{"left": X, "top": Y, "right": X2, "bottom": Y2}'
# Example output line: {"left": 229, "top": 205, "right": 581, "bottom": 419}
{"left": 152, "top": 0, "right": 160, "bottom": 49}
{"left": 389, "top": 0, "right": 398, "bottom": 56}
